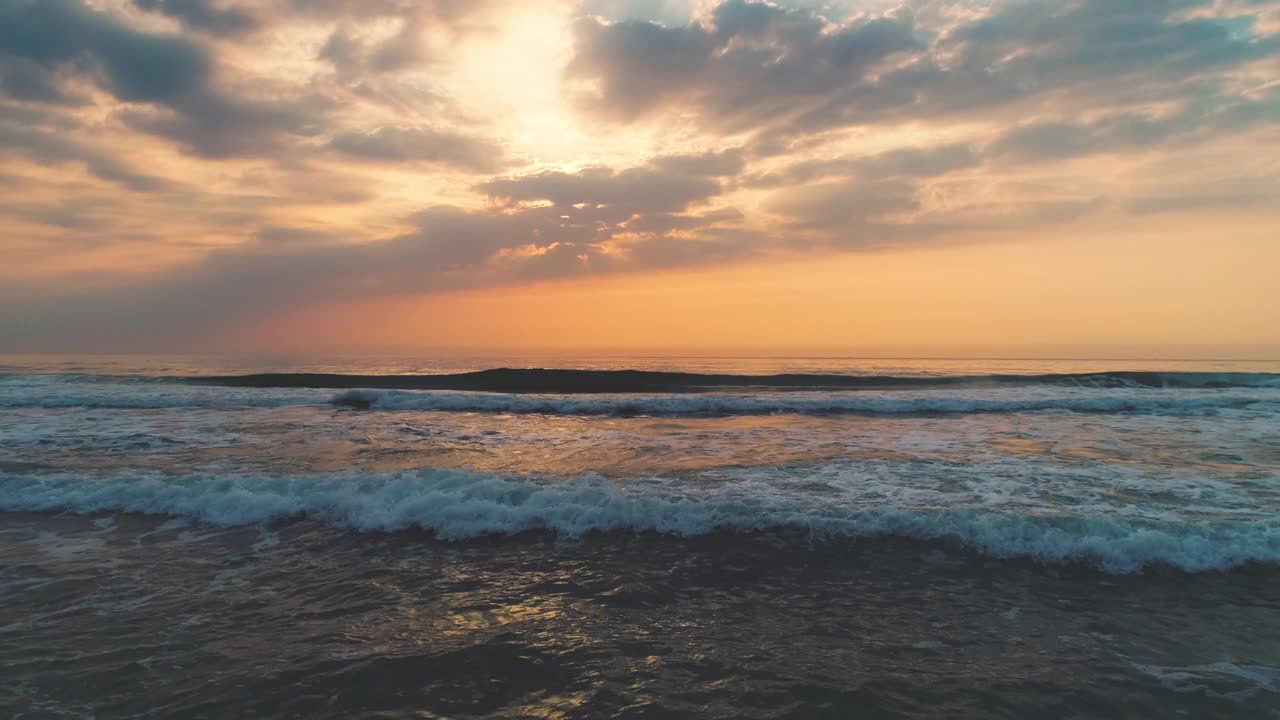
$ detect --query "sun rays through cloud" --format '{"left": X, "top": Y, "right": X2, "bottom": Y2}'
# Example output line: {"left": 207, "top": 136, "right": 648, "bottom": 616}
{"left": 1, "top": 0, "right": 1278, "bottom": 355}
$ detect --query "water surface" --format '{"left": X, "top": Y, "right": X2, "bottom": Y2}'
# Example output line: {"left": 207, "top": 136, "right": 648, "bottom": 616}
{"left": 3, "top": 355, "right": 1278, "bottom": 718}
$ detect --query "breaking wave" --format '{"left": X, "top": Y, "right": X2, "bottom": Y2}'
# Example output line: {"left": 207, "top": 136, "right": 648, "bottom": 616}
{"left": 188, "top": 369, "right": 1280, "bottom": 393}
{"left": 332, "top": 388, "right": 1278, "bottom": 416}
{"left": 4, "top": 468, "right": 1278, "bottom": 574}
{"left": 1, "top": 382, "right": 1275, "bottom": 417}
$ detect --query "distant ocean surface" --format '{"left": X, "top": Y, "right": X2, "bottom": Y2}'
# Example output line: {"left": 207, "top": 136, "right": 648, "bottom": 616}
{"left": 3, "top": 354, "right": 1280, "bottom": 718}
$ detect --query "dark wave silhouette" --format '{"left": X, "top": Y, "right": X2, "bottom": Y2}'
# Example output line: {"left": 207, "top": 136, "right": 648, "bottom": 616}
{"left": 184, "top": 369, "right": 1280, "bottom": 393}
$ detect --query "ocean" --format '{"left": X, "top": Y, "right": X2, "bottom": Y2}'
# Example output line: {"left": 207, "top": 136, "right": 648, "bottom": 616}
{"left": 2, "top": 354, "right": 1279, "bottom": 718}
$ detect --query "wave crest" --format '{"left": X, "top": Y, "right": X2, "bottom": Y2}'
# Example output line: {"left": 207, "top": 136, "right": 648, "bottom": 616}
{"left": 4, "top": 468, "right": 1278, "bottom": 574}
{"left": 191, "top": 369, "right": 1280, "bottom": 393}
{"left": 332, "top": 388, "right": 1276, "bottom": 416}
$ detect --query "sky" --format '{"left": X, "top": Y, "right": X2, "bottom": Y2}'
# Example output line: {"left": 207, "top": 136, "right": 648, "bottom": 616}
{"left": 1, "top": 0, "right": 1278, "bottom": 358}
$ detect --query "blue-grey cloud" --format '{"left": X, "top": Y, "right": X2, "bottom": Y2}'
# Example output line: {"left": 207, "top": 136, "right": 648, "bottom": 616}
{"left": 133, "top": 0, "right": 259, "bottom": 37}
{"left": 0, "top": 0, "right": 333, "bottom": 159}
{"left": 328, "top": 126, "right": 505, "bottom": 173}
{"left": 765, "top": 177, "right": 920, "bottom": 229}
{"left": 2, "top": 0, "right": 1279, "bottom": 351}
{"left": 621, "top": 207, "right": 745, "bottom": 234}
{"left": 318, "top": 17, "right": 428, "bottom": 78}
{"left": 0, "top": 57, "right": 87, "bottom": 105}
{"left": 0, "top": 0, "right": 211, "bottom": 103}
{"left": 747, "top": 143, "right": 980, "bottom": 188}
{"left": 569, "top": 0, "right": 918, "bottom": 131}
{"left": 988, "top": 88, "right": 1280, "bottom": 161}
{"left": 478, "top": 166, "right": 723, "bottom": 219}
{"left": 571, "top": 0, "right": 1280, "bottom": 143}
{"left": 0, "top": 195, "right": 757, "bottom": 348}
{"left": 649, "top": 148, "right": 746, "bottom": 177}
{"left": 0, "top": 118, "right": 176, "bottom": 192}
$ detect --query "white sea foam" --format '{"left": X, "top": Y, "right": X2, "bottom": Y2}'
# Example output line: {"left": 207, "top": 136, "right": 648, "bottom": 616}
{"left": 2, "top": 375, "right": 1277, "bottom": 418}
{"left": 0, "top": 382, "right": 329, "bottom": 409}
{"left": 3, "top": 466, "right": 1278, "bottom": 573}
{"left": 333, "top": 388, "right": 1280, "bottom": 416}
{"left": 1134, "top": 662, "right": 1280, "bottom": 699}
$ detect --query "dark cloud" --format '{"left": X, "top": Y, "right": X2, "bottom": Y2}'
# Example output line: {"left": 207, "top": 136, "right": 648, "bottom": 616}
{"left": 251, "top": 226, "right": 348, "bottom": 247}
{"left": 0, "top": 197, "right": 758, "bottom": 347}
{"left": 476, "top": 165, "right": 727, "bottom": 226}
{"left": 366, "top": 14, "right": 428, "bottom": 72}
{"left": 649, "top": 148, "right": 745, "bottom": 176}
{"left": 852, "top": 144, "right": 981, "bottom": 179}
{"left": 478, "top": 166, "right": 722, "bottom": 219}
{"left": 133, "top": 0, "right": 259, "bottom": 37}
{"left": 128, "top": 159, "right": 738, "bottom": 318}
{"left": 328, "top": 126, "right": 504, "bottom": 173}
{"left": 281, "top": 0, "right": 478, "bottom": 22}
{"left": 569, "top": 1, "right": 917, "bottom": 131}
{"left": 0, "top": 154, "right": 752, "bottom": 345}
{"left": 1129, "top": 173, "right": 1279, "bottom": 214}
{"left": 988, "top": 89, "right": 1280, "bottom": 161}
{"left": 2, "top": 0, "right": 1278, "bottom": 351}
{"left": 939, "top": 0, "right": 1271, "bottom": 94}
{"left": 313, "top": 1, "right": 490, "bottom": 79}
{"left": 621, "top": 207, "right": 744, "bottom": 234}
{"left": 120, "top": 91, "right": 333, "bottom": 158}
{"left": 747, "top": 143, "right": 980, "bottom": 188}
{"left": 0, "top": 57, "right": 86, "bottom": 105}
{"left": 765, "top": 177, "right": 920, "bottom": 230}
{"left": 0, "top": 0, "right": 212, "bottom": 103}
{"left": 0, "top": 120, "right": 175, "bottom": 192}
{"left": 568, "top": 16, "right": 716, "bottom": 121}
{"left": 318, "top": 16, "right": 428, "bottom": 78}
{"left": 317, "top": 26, "right": 363, "bottom": 73}
{"left": 570, "top": 0, "right": 1279, "bottom": 141}
{"left": 0, "top": 0, "right": 332, "bottom": 159}
{"left": 0, "top": 194, "right": 121, "bottom": 231}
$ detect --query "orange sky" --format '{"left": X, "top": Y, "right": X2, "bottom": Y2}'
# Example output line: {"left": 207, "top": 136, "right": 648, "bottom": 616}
{"left": 253, "top": 215, "right": 1280, "bottom": 358}
{"left": 2, "top": 0, "right": 1278, "bottom": 357}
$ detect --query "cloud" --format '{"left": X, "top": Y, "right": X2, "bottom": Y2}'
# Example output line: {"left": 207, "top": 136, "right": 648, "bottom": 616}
{"left": 2, "top": 0, "right": 1279, "bottom": 351}
{"left": 119, "top": 91, "right": 333, "bottom": 159}
{"left": 988, "top": 89, "right": 1280, "bottom": 161}
{"left": 312, "top": 1, "right": 492, "bottom": 79}
{"left": 477, "top": 166, "right": 723, "bottom": 218}
{"left": 0, "top": 0, "right": 212, "bottom": 103}
{"left": 280, "top": 0, "right": 481, "bottom": 22}
{"left": 0, "top": 0, "right": 334, "bottom": 159}
{"left": 568, "top": 0, "right": 917, "bottom": 131}
{"left": 133, "top": 0, "right": 260, "bottom": 37}
{"left": 0, "top": 152, "right": 754, "bottom": 345}
{"left": 765, "top": 177, "right": 920, "bottom": 230}
{"left": 570, "top": 0, "right": 1279, "bottom": 142}
{"left": 0, "top": 196, "right": 758, "bottom": 346}
{"left": 649, "top": 148, "right": 745, "bottom": 176}
{"left": 0, "top": 119, "right": 175, "bottom": 192}
{"left": 317, "top": 16, "right": 429, "bottom": 78}
{"left": 747, "top": 143, "right": 980, "bottom": 188}
{"left": 327, "top": 126, "right": 505, "bottom": 172}
{"left": 621, "top": 207, "right": 745, "bottom": 234}
{"left": 0, "top": 57, "right": 87, "bottom": 105}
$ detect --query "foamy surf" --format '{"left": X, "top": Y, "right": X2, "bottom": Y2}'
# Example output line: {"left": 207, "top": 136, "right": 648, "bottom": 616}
{"left": 5, "top": 466, "right": 1278, "bottom": 574}
{"left": 330, "top": 388, "right": 1280, "bottom": 416}
{"left": 5, "top": 383, "right": 1277, "bottom": 416}
{"left": 187, "top": 369, "right": 1280, "bottom": 392}
{"left": 4, "top": 370, "right": 1278, "bottom": 417}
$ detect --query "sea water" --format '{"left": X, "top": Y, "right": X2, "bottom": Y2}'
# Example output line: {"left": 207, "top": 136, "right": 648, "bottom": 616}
{"left": 2, "top": 354, "right": 1278, "bottom": 718}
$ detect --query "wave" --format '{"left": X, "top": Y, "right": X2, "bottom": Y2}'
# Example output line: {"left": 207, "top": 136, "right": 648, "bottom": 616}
{"left": 3, "top": 468, "right": 1277, "bottom": 574}
{"left": 0, "top": 385, "right": 324, "bottom": 410}
{"left": 1, "top": 382, "right": 1274, "bottom": 416}
{"left": 332, "top": 388, "right": 1277, "bottom": 416}
{"left": 186, "top": 369, "right": 1280, "bottom": 393}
